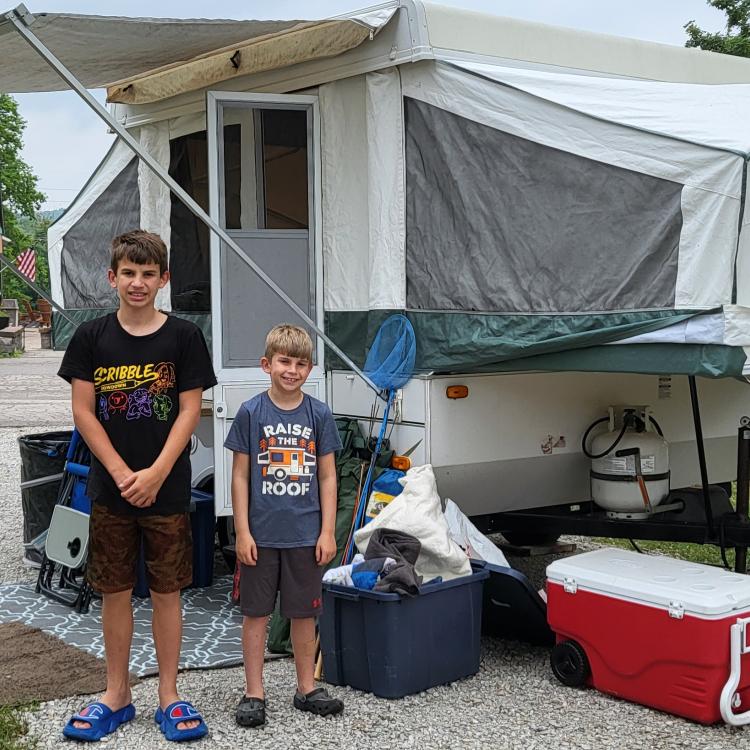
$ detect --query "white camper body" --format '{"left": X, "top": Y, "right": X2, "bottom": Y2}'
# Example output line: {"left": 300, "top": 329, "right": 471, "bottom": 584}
{"left": 328, "top": 371, "right": 747, "bottom": 518}
{"left": 36, "top": 1, "right": 750, "bottom": 523}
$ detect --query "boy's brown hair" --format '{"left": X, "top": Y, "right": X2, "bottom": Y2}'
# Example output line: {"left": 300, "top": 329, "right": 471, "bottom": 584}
{"left": 110, "top": 230, "right": 168, "bottom": 275}
{"left": 264, "top": 324, "right": 313, "bottom": 362}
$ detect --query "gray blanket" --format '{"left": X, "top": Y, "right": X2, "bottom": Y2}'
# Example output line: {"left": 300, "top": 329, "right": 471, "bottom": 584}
{"left": 365, "top": 528, "right": 423, "bottom": 596}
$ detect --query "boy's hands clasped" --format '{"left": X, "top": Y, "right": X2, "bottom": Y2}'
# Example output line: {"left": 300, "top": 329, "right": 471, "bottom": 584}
{"left": 316, "top": 530, "right": 337, "bottom": 566}
{"left": 117, "top": 465, "right": 167, "bottom": 508}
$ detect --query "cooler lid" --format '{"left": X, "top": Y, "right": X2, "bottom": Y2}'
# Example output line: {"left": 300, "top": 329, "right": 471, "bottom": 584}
{"left": 547, "top": 548, "right": 750, "bottom": 616}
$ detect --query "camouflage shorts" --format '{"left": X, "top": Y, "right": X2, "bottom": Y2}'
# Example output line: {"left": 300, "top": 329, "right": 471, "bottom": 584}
{"left": 87, "top": 503, "right": 193, "bottom": 594}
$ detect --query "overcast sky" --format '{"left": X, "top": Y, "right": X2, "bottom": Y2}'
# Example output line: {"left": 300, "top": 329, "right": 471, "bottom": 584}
{"left": 11, "top": 0, "right": 727, "bottom": 211}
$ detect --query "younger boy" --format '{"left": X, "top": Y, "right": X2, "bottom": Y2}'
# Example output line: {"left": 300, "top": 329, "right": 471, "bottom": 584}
{"left": 225, "top": 324, "right": 344, "bottom": 727}
{"left": 58, "top": 230, "right": 216, "bottom": 742}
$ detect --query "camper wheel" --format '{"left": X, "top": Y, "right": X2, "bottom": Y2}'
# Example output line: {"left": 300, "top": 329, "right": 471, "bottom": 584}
{"left": 550, "top": 640, "right": 590, "bottom": 688}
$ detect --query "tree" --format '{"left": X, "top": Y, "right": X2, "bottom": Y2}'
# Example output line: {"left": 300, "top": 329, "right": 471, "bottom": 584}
{"left": 0, "top": 93, "right": 46, "bottom": 302}
{"left": 685, "top": 0, "right": 750, "bottom": 57}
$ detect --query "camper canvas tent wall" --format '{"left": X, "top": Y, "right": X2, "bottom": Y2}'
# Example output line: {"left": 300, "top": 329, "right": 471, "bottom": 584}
{"left": 5, "top": 1, "right": 750, "bottom": 555}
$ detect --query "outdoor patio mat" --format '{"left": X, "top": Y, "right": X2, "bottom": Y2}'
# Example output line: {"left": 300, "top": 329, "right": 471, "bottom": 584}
{"left": 0, "top": 575, "right": 244, "bottom": 677}
{"left": 0, "top": 621, "right": 139, "bottom": 706}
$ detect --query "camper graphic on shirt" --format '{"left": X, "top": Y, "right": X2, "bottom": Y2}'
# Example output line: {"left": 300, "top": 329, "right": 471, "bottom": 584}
{"left": 257, "top": 421, "right": 317, "bottom": 496}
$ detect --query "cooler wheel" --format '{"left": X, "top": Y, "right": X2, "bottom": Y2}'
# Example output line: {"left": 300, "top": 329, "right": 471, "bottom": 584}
{"left": 550, "top": 640, "right": 590, "bottom": 688}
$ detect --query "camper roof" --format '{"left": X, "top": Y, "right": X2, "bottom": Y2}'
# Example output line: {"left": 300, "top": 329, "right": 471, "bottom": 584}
{"left": 420, "top": 2, "right": 750, "bottom": 84}
{"left": 4, "top": 1, "right": 750, "bottom": 105}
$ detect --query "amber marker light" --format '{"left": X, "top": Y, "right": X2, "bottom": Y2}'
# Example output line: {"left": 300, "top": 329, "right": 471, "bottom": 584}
{"left": 446, "top": 385, "right": 469, "bottom": 399}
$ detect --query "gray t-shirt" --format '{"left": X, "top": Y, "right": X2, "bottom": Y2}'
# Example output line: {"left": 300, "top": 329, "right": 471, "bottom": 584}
{"left": 224, "top": 392, "right": 342, "bottom": 547}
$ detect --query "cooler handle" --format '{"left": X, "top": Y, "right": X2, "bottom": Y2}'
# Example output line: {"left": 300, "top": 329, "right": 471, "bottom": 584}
{"left": 720, "top": 616, "right": 750, "bottom": 725}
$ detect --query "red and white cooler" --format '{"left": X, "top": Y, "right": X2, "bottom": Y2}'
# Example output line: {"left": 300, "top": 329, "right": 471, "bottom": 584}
{"left": 546, "top": 548, "right": 750, "bottom": 725}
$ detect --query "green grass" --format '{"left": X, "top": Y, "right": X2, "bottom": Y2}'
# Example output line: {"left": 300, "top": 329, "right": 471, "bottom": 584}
{"left": 592, "top": 536, "right": 736, "bottom": 568}
{"left": 0, "top": 704, "right": 37, "bottom": 750}
{"left": 0, "top": 350, "right": 22, "bottom": 359}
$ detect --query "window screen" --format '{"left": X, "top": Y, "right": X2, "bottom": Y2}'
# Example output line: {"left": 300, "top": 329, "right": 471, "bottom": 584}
{"left": 169, "top": 125, "right": 241, "bottom": 312}
{"left": 61, "top": 158, "right": 140, "bottom": 308}
{"left": 404, "top": 98, "right": 683, "bottom": 314}
{"left": 258, "top": 109, "right": 309, "bottom": 230}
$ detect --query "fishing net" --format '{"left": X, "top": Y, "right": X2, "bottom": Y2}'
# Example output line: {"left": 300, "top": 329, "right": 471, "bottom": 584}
{"left": 363, "top": 315, "right": 416, "bottom": 391}
{"left": 342, "top": 315, "right": 417, "bottom": 563}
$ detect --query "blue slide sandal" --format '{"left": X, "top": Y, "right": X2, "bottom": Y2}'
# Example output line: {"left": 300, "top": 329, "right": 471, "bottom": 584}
{"left": 154, "top": 701, "right": 208, "bottom": 742}
{"left": 63, "top": 702, "right": 136, "bottom": 742}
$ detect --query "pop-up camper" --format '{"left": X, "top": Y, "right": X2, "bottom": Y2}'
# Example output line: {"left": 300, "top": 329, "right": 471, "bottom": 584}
{"left": 5, "top": 1, "right": 750, "bottom": 555}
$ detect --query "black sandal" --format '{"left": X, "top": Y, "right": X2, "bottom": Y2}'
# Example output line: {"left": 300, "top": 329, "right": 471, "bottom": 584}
{"left": 236, "top": 695, "right": 266, "bottom": 727}
{"left": 293, "top": 688, "right": 344, "bottom": 717}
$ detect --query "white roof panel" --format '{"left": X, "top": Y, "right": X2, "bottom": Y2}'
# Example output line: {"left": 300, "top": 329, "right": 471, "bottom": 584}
{"left": 450, "top": 59, "right": 750, "bottom": 154}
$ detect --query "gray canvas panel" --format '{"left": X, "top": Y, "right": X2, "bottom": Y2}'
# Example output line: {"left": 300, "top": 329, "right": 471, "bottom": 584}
{"left": 61, "top": 158, "right": 140, "bottom": 308}
{"left": 404, "top": 98, "right": 683, "bottom": 314}
{"left": 220, "top": 232, "right": 313, "bottom": 367}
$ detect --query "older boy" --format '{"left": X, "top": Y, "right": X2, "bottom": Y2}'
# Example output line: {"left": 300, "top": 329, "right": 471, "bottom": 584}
{"left": 225, "top": 324, "right": 344, "bottom": 727}
{"left": 58, "top": 231, "right": 216, "bottom": 742}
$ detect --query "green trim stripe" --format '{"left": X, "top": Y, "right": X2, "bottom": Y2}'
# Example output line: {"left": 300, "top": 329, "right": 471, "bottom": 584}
{"left": 54, "top": 308, "right": 743, "bottom": 378}
{"left": 325, "top": 309, "right": 743, "bottom": 377}
{"left": 52, "top": 309, "right": 212, "bottom": 350}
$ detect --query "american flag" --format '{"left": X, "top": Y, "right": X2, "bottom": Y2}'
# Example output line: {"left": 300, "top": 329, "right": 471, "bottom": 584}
{"left": 16, "top": 248, "right": 36, "bottom": 282}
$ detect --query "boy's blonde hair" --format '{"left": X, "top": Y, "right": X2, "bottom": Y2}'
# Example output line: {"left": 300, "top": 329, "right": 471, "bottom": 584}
{"left": 264, "top": 324, "right": 313, "bottom": 362}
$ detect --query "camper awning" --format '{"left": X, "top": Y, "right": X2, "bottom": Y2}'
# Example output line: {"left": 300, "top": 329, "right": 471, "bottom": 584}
{"left": 0, "top": 6, "right": 396, "bottom": 99}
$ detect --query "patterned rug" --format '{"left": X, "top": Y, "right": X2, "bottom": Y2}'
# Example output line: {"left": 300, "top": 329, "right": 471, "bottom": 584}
{"left": 0, "top": 576, "right": 244, "bottom": 677}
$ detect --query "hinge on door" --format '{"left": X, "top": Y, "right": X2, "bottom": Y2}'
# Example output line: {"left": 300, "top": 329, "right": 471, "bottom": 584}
{"left": 563, "top": 577, "right": 577, "bottom": 594}
{"left": 215, "top": 401, "right": 227, "bottom": 418}
{"left": 668, "top": 601, "right": 684, "bottom": 619}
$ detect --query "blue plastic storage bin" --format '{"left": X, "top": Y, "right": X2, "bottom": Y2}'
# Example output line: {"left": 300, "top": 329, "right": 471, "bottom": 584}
{"left": 319, "top": 562, "right": 489, "bottom": 698}
{"left": 134, "top": 489, "right": 215, "bottom": 597}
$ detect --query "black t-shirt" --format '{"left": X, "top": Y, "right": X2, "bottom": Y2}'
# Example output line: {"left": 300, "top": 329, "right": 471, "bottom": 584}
{"left": 58, "top": 313, "right": 217, "bottom": 516}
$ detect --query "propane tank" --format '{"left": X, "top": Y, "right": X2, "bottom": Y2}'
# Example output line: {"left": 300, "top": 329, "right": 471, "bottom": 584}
{"left": 584, "top": 406, "right": 669, "bottom": 517}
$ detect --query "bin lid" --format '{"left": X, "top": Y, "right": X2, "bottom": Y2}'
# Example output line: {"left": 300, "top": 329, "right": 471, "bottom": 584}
{"left": 547, "top": 548, "right": 750, "bottom": 617}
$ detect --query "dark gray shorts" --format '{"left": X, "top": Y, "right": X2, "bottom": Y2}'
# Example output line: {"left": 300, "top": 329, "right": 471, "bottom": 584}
{"left": 240, "top": 546, "right": 323, "bottom": 619}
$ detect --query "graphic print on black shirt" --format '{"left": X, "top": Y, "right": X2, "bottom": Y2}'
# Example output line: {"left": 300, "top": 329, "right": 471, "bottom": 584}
{"left": 58, "top": 313, "right": 217, "bottom": 516}
{"left": 96, "top": 360, "right": 176, "bottom": 423}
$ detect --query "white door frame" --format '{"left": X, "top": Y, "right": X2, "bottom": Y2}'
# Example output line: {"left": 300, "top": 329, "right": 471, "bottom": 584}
{"left": 207, "top": 91, "right": 324, "bottom": 382}
{"left": 207, "top": 90, "right": 325, "bottom": 515}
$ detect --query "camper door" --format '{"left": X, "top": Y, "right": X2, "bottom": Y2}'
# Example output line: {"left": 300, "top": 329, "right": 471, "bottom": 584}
{"left": 207, "top": 92, "right": 323, "bottom": 516}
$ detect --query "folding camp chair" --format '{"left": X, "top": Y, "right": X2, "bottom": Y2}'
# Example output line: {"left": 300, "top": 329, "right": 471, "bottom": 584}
{"left": 35, "top": 430, "right": 95, "bottom": 613}
{"left": 19, "top": 299, "right": 42, "bottom": 326}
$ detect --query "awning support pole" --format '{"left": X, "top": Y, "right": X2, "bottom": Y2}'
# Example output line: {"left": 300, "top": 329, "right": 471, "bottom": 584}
{"left": 4, "top": 5, "right": 382, "bottom": 398}
{"left": 688, "top": 375, "right": 715, "bottom": 538}
{"left": 0, "top": 253, "right": 76, "bottom": 326}
{"left": 735, "top": 417, "right": 750, "bottom": 574}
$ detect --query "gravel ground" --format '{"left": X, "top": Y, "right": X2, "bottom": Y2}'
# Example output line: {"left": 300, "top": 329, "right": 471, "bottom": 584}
{"left": 3, "top": 341, "right": 750, "bottom": 748}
